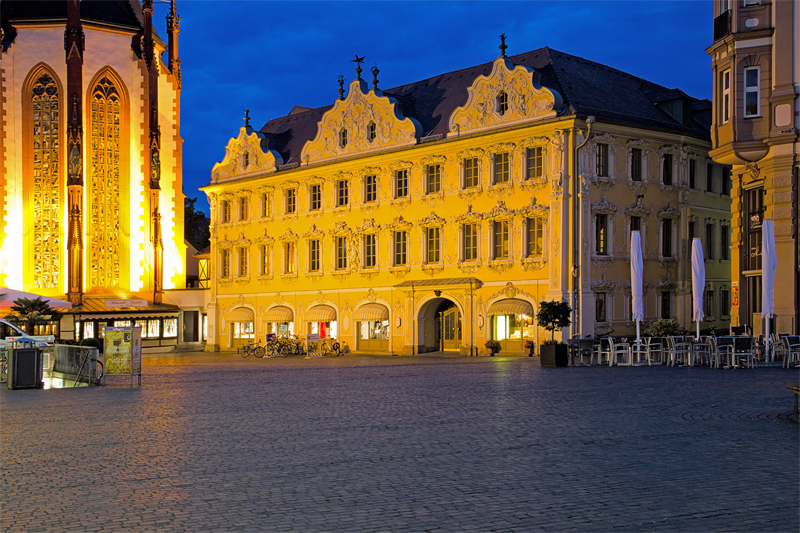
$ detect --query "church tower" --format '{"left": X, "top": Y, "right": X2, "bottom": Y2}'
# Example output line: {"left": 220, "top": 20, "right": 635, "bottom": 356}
{"left": 0, "top": 0, "right": 185, "bottom": 313}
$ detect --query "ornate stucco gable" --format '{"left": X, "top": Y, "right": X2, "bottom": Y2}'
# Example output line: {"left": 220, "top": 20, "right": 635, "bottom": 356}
{"left": 211, "top": 125, "right": 284, "bottom": 183}
{"left": 301, "top": 79, "right": 422, "bottom": 164}
{"left": 448, "top": 56, "right": 563, "bottom": 136}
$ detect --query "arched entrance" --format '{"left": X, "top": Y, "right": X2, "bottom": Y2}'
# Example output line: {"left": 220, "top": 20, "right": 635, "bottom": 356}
{"left": 417, "top": 297, "right": 462, "bottom": 353}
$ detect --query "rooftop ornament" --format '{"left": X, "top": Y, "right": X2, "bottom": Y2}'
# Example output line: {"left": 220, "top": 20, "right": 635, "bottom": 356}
{"left": 243, "top": 108, "right": 250, "bottom": 128}
{"left": 351, "top": 54, "right": 365, "bottom": 80}
{"left": 371, "top": 63, "right": 380, "bottom": 90}
{"left": 337, "top": 73, "right": 345, "bottom": 100}
{"left": 499, "top": 33, "right": 508, "bottom": 58}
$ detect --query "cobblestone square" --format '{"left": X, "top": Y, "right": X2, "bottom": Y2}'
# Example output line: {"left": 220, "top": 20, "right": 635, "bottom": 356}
{"left": 2, "top": 353, "right": 798, "bottom": 532}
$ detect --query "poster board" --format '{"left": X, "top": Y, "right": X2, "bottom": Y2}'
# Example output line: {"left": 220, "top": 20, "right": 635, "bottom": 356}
{"left": 104, "top": 327, "right": 142, "bottom": 386}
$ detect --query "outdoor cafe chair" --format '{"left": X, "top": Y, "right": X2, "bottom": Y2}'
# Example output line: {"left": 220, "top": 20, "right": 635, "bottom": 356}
{"left": 593, "top": 338, "right": 611, "bottom": 365}
{"left": 733, "top": 336, "right": 756, "bottom": 368}
{"left": 708, "top": 336, "right": 734, "bottom": 369}
{"left": 577, "top": 339, "right": 597, "bottom": 366}
{"left": 607, "top": 337, "right": 631, "bottom": 366}
{"left": 666, "top": 336, "right": 691, "bottom": 366}
{"left": 783, "top": 336, "right": 800, "bottom": 368}
{"left": 644, "top": 337, "right": 664, "bottom": 365}
{"left": 691, "top": 336, "right": 712, "bottom": 367}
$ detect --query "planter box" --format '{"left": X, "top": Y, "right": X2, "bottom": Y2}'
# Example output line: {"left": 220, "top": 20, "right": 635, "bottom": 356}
{"left": 540, "top": 343, "right": 569, "bottom": 367}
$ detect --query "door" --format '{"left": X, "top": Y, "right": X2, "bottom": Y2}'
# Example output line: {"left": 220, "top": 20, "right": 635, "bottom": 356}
{"left": 441, "top": 307, "right": 462, "bottom": 351}
{"left": 183, "top": 311, "right": 198, "bottom": 342}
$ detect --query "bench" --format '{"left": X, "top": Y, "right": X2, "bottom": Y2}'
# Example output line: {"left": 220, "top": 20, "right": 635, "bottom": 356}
{"left": 787, "top": 381, "right": 800, "bottom": 415}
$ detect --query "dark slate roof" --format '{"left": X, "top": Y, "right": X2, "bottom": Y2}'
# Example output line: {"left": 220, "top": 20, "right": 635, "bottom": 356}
{"left": 259, "top": 47, "right": 711, "bottom": 165}
{"left": 2, "top": 0, "right": 163, "bottom": 39}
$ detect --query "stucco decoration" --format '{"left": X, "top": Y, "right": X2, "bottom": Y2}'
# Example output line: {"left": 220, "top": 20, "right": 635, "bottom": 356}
{"left": 302, "top": 224, "right": 325, "bottom": 239}
{"left": 301, "top": 79, "right": 422, "bottom": 164}
{"left": 484, "top": 200, "right": 516, "bottom": 221}
{"left": 590, "top": 275, "right": 616, "bottom": 292}
{"left": 418, "top": 211, "right": 446, "bottom": 228}
{"left": 448, "top": 57, "right": 563, "bottom": 135}
{"left": 211, "top": 125, "right": 283, "bottom": 182}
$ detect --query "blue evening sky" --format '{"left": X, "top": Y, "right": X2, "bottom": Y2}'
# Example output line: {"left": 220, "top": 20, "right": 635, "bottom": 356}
{"left": 163, "top": 1, "right": 713, "bottom": 214}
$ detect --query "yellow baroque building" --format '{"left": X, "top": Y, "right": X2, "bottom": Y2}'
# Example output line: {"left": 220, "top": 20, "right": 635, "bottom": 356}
{"left": 202, "top": 46, "right": 732, "bottom": 355}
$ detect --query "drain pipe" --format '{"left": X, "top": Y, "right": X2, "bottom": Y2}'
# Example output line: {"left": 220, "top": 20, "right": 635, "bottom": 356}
{"left": 572, "top": 116, "right": 594, "bottom": 338}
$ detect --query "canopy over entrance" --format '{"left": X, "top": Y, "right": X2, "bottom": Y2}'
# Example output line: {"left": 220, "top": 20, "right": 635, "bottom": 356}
{"left": 264, "top": 306, "right": 293, "bottom": 322}
{"left": 305, "top": 305, "right": 336, "bottom": 322}
{"left": 353, "top": 303, "right": 389, "bottom": 321}
{"left": 487, "top": 298, "right": 533, "bottom": 316}
{"left": 0, "top": 287, "right": 72, "bottom": 311}
{"left": 227, "top": 307, "right": 254, "bottom": 323}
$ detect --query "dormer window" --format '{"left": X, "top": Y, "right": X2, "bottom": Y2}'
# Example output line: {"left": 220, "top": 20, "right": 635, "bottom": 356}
{"left": 497, "top": 91, "right": 508, "bottom": 115}
{"left": 339, "top": 128, "right": 348, "bottom": 147}
{"left": 368, "top": 121, "right": 376, "bottom": 142}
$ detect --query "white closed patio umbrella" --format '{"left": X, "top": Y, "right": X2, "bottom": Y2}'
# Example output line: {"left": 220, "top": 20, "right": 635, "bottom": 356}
{"left": 691, "top": 238, "right": 705, "bottom": 341}
{"left": 762, "top": 219, "right": 777, "bottom": 360}
{"left": 631, "top": 231, "right": 644, "bottom": 345}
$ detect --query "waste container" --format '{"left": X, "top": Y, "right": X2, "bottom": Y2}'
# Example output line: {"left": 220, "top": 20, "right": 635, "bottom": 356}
{"left": 7, "top": 347, "right": 43, "bottom": 390}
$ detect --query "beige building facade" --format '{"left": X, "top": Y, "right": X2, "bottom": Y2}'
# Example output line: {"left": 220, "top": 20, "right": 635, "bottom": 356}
{"left": 203, "top": 46, "right": 732, "bottom": 355}
{"left": 707, "top": 0, "right": 799, "bottom": 334}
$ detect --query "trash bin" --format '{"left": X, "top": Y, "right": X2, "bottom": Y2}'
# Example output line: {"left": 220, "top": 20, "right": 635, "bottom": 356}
{"left": 7, "top": 347, "right": 43, "bottom": 390}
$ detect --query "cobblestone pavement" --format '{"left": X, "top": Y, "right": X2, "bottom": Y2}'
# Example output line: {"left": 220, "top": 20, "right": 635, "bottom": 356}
{"left": 2, "top": 352, "right": 798, "bottom": 532}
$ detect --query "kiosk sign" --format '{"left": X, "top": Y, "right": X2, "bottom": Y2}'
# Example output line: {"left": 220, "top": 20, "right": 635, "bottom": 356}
{"left": 104, "top": 327, "right": 142, "bottom": 385}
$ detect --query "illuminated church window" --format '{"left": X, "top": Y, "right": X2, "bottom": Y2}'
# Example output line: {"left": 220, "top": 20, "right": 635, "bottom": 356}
{"left": 90, "top": 76, "right": 122, "bottom": 288}
{"left": 31, "top": 73, "right": 61, "bottom": 289}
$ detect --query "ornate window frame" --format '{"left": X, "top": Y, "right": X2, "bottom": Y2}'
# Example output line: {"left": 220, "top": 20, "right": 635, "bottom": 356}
{"left": 488, "top": 143, "right": 514, "bottom": 188}
{"left": 302, "top": 224, "right": 325, "bottom": 277}
{"left": 306, "top": 177, "right": 325, "bottom": 214}
{"left": 484, "top": 200, "right": 515, "bottom": 271}
{"left": 658, "top": 145, "right": 680, "bottom": 187}
{"left": 255, "top": 230, "right": 275, "bottom": 280}
{"left": 355, "top": 218, "right": 381, "bottom": 272}
{"left": 457, "top": 148, "right": 484, "bottom": 199}
{"left": 518, "top": 198, "right": 549, "bottom": 271}
{"left": 329, "top": 221, "right": 352, "bottom": 272}
{"left": 587, "top": 132, "right": 618, "bottom": 181}
{"left": 278, "top": 229, "right": 298, "bottom": 278}
{"left": 360, "top": 167, "right": 381, "bottom": 209}
{"left": 624, "top": 196, "right": 651, "bottom": 257}
{"left": 389, "top": 161, "right": 413, "bottom": 203}
{"left": 657, "top": 204, "right": 680, "bottom": 266}
{"left": 420, "top": 156, "right": 446, "bottom": 198}
{"left": 257, "top": 186, "right": 275, "bottom": 220}
{"left": 518, "top": 136, "right": 549, "bottom": 191}
{"left": 591, "top": 197, "right": 619, "bottom": 262}
{"left": 280, "top": 181, "right": 299, "bottom": 218}
{"left": 455, "top": 206, "right": 484, "bottom": 273}
{"left": 626, "top": 139, "right": 650, "bottom": 183}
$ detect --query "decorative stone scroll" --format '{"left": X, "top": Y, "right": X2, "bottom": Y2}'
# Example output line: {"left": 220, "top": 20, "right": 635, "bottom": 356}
{"left": 211, "top": 125, "right": 283, "bottom": 182}
{"left": 301, "top": 79, "right": 422, "bottom": 164}
{"left": 448, "top": 57, "right": 563, "bottom": 135}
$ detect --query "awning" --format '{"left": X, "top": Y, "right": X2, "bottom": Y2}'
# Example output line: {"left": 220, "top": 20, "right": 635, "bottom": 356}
{"left": 0, "top": 287, "right": 72, "bottom": 310}
{"left": 264, "top": 306, "right": 293, "bottom": 322}
{"left": 227, "top": 307, "right": 255, "bottom": 323}
{"left": 305, "top": 305, "right": 336, "bottom": 322}
{"left": 353, "top": 303, "right": 389, "bottom": 321}
{"left": 487, "top": 298, "right": 533, "bottom": 316}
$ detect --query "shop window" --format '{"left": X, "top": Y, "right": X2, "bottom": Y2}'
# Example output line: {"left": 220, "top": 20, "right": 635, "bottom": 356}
{"left": 163, "top": 318, "right": 177, "bottom": 338}
{"left": 147, "top": 319, "right": 160, "bottom": 338}
{"left": 233, "top": 321, "right": 255, "bottom": 339}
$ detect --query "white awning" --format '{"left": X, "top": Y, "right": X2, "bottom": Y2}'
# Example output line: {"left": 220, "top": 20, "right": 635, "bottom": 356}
{"left": 487, "top": 299, "right": 533, "bottom": 316}
{"left": 305, "top": 305, "right": 336, "bottom": 322}
{"left": 264, "top": 306, "right": 293, "bottom": 322}
{"left": 227, "top": 307, "right": 254, "bottom": 323}
{"left": 353, "top": 303, "right": 389, "bottom": 321}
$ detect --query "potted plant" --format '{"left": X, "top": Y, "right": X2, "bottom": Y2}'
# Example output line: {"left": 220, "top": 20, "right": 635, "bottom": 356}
{"left": 485, "top": 340, "right": 501, "bottom": 356}
{"left": 524, "top": 340, "right": 535, "bottom": 357}
{"left": 536, "top": 300, "right": 572, "bottom": 367}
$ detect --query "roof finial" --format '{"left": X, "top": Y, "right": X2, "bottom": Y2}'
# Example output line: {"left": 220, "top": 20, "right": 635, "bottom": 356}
{"left": 243, "top": 108, "right": 250, "bottom": 128}
{"left": 352, "top": 54, "right": 365, "bottom": 80}
{"left": 499, "top": 33, "right": 508, "bottom": 58}
{"left": 337, "top": 73, "right": 345, "bottom": 99}
{"left": 371, "top": 63, "right": 380, "bottom": 90}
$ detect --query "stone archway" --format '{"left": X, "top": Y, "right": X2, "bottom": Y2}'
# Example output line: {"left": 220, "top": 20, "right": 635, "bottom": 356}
{"left": 416, "top": 296, "right": 463, "bottom": 353}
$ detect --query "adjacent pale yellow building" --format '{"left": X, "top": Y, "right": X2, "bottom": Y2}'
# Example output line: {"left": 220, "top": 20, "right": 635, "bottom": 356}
{"left": 203, "top": 46, "right": 732, "bottom": 355}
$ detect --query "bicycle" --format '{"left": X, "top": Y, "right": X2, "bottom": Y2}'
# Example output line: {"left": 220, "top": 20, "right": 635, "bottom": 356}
{"left": 320, "top": 339, "right": 342, "bottom": 357}
{"left": 238, "top": 340, "right": 265, "bottom": 358}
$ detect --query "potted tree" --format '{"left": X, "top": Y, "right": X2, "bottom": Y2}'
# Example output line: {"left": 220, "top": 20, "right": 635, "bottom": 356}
{"left": 484, "top": 340, "right": 501, "bottom": 356}
{"left": 536, "top": 300, "right": 572, "bottom": 367}
{"left": 524, "top": 340, "right": 535, "bottom": 357}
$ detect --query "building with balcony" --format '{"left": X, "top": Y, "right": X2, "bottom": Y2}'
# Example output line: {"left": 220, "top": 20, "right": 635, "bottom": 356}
{"left": 707, "top": 0, "right": 799, "bottom": 334}
{"left": 202, "top": 43, "right": 731, "bottom": 355}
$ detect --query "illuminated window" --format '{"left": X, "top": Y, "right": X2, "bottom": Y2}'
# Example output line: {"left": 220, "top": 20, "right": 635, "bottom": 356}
{"left": 90, "top": 75, "right": 122, "bottom": 288}
{"left": 364, "top": 175, "right": 377, "bottom": 203}
{"left": 493, "top": 220, "right": 509, "bottom": 259}
{"left": 163, "top": 318, "right": 177, "bottom": 338}
{"left": 744, "top": 67, "right": 760, "bottom": 117}
{"left": 147, "top": 319, "right": 160, "bottom": 338}
{"left": 427, "top": 227, "right": 440, "bottom": 263}
{"left": 394, "top": 170, "right": 408, "bottom": 198}
{"left": 284, "top": 242, "right": 295, "bottom": 274}
{"left": 364, "top": 234, "right": 376, "bottom": 268}
{"left": 261, "top": 192, "right": 272, "bottom": 217}
{"left": 526, "top": 218, "right": 543, "bottom": 257}
{"left": 493, "top": 153, "right": 509, "bottom": 184}
{"left": 596, "top": 214, "right": 608, "bottom": 255}
{"left": 526, "top": 147, "right": 543, "bottom": 180}
{"left": 596, "top": 144, "right": 609, "bottom": 177}
{"left": 260, "top": 244, "right": 272, "bottom": 275}
{"left": 337, "top": 180, "right": 349, "bottom": 206}
{"left": 310, "top": 184, "right": 321, "bottom": 211}
{"left": 426, "top": 164, "right": 441, "bottom": 194}
{"left": 464, "top": 158, "right": 479, "bottom": 188}
{"left": 238, "top": 246, "right": 248, "bottom": 277}
{"left": 309, "top": 239, "right": 320, "bottom": 272}
{"left": 30, "top": 71, "right": 61, "bottom": 289}
{"left": 394, "top": 231, "right": 407, "bottom": 266}
{"left": 336, "top": 237, "right": 348, "bottom": 270}
{"left": 463, "top": 224, "right": 478, "bottom": 261}
{"left": 285, "top": 188, "right": 296, "bottom": 214}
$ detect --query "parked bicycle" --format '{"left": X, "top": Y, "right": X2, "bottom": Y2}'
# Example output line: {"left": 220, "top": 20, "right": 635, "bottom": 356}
{"left": 238, "top": 340, "right": 265, "bottom": 358}
{"left": 320, "top": 338, "right": 342, "bottom": 357}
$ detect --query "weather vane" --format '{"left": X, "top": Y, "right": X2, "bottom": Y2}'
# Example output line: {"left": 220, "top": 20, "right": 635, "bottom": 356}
{"left": 351, "top": 54, "right": 365, "bottom": 80}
